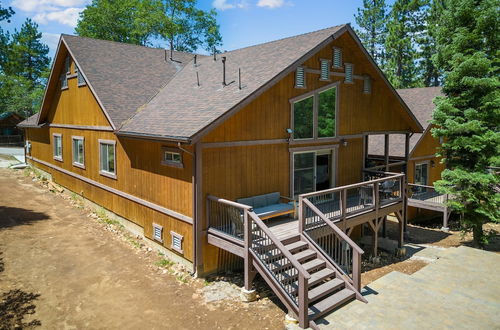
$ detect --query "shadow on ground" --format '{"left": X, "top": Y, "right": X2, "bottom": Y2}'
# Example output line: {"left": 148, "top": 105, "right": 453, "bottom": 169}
{"left": 0, "top": 207, "right": 49, "bottom": 229}
{"left": 0, "top": 289, "right": 41, "bottom": 329}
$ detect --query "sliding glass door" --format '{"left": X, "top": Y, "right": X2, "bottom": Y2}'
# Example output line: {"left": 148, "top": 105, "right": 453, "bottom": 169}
{"left": 293, "top": 149, "right": 335, "bottom": 197}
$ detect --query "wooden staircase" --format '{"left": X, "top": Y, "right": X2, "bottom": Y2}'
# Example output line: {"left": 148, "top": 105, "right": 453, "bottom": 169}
{"left": 251, "top": 233, "right": 360, "bottom": 328}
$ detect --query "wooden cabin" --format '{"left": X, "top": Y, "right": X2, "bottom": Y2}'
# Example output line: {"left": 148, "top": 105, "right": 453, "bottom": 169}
{"left": 367, "top": 87, "right": 450, "bottom": 230}
{"left": 19, "top": 25, "right": 423, "bottom": 328}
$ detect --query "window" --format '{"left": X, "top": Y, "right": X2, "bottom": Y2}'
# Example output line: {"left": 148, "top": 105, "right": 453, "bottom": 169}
{"left": 170, "top": 231, "right": 184, "bottom": 254}
{"left": 293, "top": 96, "right": 314, "bottom": 139}
{"left": 53, "top": 133, "right": 63, "bottom": 161}
{"left": 65, "top": 56, "right": 70, "bottom": 74}
{"left": 99, "top": 140, "right": 116, "bottom": 178}
{"left": 317, "top": 87, "right": 336, "bottom": 138}
{"left": 363, "top": 75, "right": 372, "bottom": 94}
{"left": 153, "top": 223, "right": 163, "bottom": 243}
{"left": 345, "top": 63, "right": 354, "bottom": 83}
{"left": 60, "top": 73, "right": 68, "bottom": 89}
{"left": 75, "top": 64, "right": 86, "bottom": 86}
{"left": 292, "top": 84, "right": 337, "bottom": 140}
{"left": 161, "top": 148, "right": 183, "bottom": 168}
{"left": 320, "top": 59, "right": 330, "bottom": 81}
{"left": 415, "top": 162, "right": 429, "bottom": 186}
{"left": 332, "top": 47, "right": 342, "bottom": 68}
{"left": 295, "top": 66, "right": 306, "bottom": 88}
{"left": 25, "top": 140, "right": 31, "bottom": 155}
{"left": 72, "top": 136, "right": 85, "bottom": 168}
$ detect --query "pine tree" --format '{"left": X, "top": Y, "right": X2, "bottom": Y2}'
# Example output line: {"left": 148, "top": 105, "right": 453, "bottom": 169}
{"left": 354, "top": 0, "right": 388, "bottom": 67}
{"left": 384, "top": 0, "right": 427, "bottom": 88}
{"left": 417, "top": 0, "right": 444, "bottom": 86}
{"left": 431, "top": 0, "right": 500, "bottom": 246}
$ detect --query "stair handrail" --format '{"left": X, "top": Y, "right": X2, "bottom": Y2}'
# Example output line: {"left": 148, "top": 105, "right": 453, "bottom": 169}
{"left": 247, "top": 211, "right": 311, "bottom": 279}
{"left": 301, "top": 198, "right": 364, "bottom": 293}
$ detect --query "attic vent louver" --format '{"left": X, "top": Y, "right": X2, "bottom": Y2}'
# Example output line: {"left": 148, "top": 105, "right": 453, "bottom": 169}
{"left": 332, "top": 47, "right": 342, "bottom": 68}
{"left": 153, "top": 223, "right": 163, "bottom": 243}
{"left": 363, "top": 75, "right": 372, "bottom": 94}
{"left": 295, "top": 67, "right": 305, "bottom": 88}
{"left": 320, "top": 59, "right": 330, "bottom": 81}
{"left": 345, "top": 63, "right": 353, "bottom": 83}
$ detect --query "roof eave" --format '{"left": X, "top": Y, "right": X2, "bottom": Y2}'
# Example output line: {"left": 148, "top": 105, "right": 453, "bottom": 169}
{"left": 116, "top": 130, "right": 191, "bottom": 144}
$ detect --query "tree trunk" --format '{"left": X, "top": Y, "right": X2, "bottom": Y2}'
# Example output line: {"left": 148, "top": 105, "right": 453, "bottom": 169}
{"left": 472, "top": 222, "right": 484, "bottom": 248}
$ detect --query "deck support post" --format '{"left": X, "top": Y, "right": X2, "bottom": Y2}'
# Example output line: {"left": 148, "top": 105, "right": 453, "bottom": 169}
{"left": 243, "top": 209, "right": 254, "bottom": 291}
{"left": 382, "top": 216, "right": 387, "bottom": 238}
{"left": 384, "top": 134, "right": 389, "bottom": 172}
{"left": 403, "top": 133, "right": 410, "bottom": 235}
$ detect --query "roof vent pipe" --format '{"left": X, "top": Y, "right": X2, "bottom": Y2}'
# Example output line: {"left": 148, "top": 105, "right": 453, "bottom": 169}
{"left": 193, "top": 54, "right": 197, "bottom": 66}
{"left": 222, "top": 56, "right": 227, "bottom": 86}
{"left": 213, "top": 47, "right": 217, "bottom": 61}
{"left": 238, "top": 68, "right": 241, "bottom": 90}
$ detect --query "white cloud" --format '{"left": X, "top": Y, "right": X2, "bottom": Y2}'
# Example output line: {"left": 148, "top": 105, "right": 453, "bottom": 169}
{"left": 12, "top": 0, "right": 88, "bottom": 13}
{"left": 212, "top": 0, "right": 248, "bottom": 10}
{"left": 34, "top": 7, "right": 83, "bottom": 27}
{"left": 257, "top": 0, "right": 288, "bottom": 9}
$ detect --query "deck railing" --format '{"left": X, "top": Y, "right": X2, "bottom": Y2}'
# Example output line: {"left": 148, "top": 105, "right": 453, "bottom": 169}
{"left": 206, "top": 195, "right": 251, "bottom": 242}
{"left": 408, "top": 183, "right": 448, "bottom": 205}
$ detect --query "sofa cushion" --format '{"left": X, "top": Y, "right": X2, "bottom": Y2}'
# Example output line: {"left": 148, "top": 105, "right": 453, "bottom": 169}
{"left": 265, "top": 192, "right": 280, "bottom": 205}
{"left": 254, "top": 203, "right": 294, "bottom": 218}
{"left": 237, "top": 197, "right": 255, "bottom": 208}
{"left": 253, "top": 194, "right": 268, "bottom": 208}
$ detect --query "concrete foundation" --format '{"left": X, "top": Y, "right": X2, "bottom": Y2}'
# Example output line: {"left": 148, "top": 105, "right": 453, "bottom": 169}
{"left": 240, "top": 288, "right": 257, "bottom": 302}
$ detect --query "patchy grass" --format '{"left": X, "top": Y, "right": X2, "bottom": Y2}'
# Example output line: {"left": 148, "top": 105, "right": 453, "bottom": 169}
{"left": 156, "top": 258, "right": 174, "bottom": 268}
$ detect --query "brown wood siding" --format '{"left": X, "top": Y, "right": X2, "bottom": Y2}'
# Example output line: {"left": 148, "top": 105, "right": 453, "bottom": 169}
{"left": 202, "top": 33, "right": 416, "bottom": 144}
{"left": 25, "top": 51, "right": 194, "bottom": 260}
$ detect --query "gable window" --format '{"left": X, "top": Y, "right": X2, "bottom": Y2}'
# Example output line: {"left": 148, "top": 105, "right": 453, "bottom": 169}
{"left": 72, "top": 136, "right": 85, "bottom": 168}
{"left": 332, "top": 47, "right": 342, "bottom": 68}
{"left": 345, "top": 63, "right": 354, "bottom": 83}
{"left": 161, "top": 147, "right": 183, "bottom": 168}
{"left": 293, "top": 96, "right": 314, "bottom": 139}
{"left": 53, "top": 133, "right": 63, "bottom": 161}
{"left": 292, "top": 83, "right": 337, "bottom": 140}
{"left": 320, "top": 59, "right": 330, "bottom": 81}
{"left": 295, "top": 66, "right": 306, "bottom": 88}
{"left": 99, "top": 140, "right": 116, "bottom": 178}
{"left": 75, "top": 64, "right": 86, "bottom": 86}
{"left": 60, "top": 73, "right": 68, "bottom": 89}
{"left": 65, "top": 56, "right": 70, "bottom": 74}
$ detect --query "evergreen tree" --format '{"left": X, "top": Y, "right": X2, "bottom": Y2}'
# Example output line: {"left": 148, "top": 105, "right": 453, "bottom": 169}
{"left": 0, "top": 1, "right": 14, "bottom": 71}
{"left": 417, "top": 0, "right": 444, "bottom": 86}
{"left": 384, "top": 0, "right": 427, "bottom": 88}
{"left": 432, "top": 0, "right": 500, "bottom": 246}
{"left": 354, "top": 0, "right": 388, "bottom": 67}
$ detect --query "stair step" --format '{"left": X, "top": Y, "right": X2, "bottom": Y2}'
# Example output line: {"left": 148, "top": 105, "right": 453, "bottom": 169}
{"left": 308, "top": 288, "right": 356, "bottom": 320}
{"left": 293, "top": 249, "right": 316, "bottom": 262}
{"left": 308, "top": 278, "right": 344, "bottom": 303}
{"left": 285, "top": 240, "right": 308, "bottom": 253}
{"left": 303, "top": 259, "right": 326, "bottom": 272}
{"left": 309, "top": 268, "right": 336, "bottom": 287}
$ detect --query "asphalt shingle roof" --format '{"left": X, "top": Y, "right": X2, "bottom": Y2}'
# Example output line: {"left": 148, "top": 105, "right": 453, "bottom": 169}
{"left": 368, "top": 87, "right": 443, "bottom": 157}
{"left": 62, "top": 35, "right": 196, "bottom": 128}
{"left": 17, "top": 113, "right": 40, "bottom": 128}
{"left": 119, "top": 25, "right": 346, "bottom": 139}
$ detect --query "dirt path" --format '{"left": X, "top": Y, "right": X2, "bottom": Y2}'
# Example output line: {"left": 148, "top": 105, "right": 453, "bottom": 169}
{"left": 0, "top": 168, "right": 284, "bottom": 329}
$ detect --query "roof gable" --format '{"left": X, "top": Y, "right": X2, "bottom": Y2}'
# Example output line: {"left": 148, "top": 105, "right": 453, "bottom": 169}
{"left": 37, "top": 35, "right": 195, "bottom": 129}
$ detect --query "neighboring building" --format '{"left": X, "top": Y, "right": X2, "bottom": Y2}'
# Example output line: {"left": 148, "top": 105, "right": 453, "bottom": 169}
{"left": 368, "top": 87, "right": 450, "bottom": 229}
{"left": 0, "top": 112, "right": 24, "bottom": 146}
{"left": 19, "top": 25, "right": 423, "bottom": 328}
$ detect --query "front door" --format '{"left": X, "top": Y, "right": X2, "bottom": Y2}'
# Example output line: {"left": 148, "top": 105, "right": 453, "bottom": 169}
{"left": 293, "top": 150, "right": 335, "bottom": 197}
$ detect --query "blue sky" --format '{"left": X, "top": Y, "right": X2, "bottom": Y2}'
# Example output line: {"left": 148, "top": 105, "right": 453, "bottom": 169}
{"left": 1, "top": 0, "right": 391, "bottom": 59}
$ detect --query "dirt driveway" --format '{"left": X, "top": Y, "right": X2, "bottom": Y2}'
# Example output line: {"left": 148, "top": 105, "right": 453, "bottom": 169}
{"left": 0, "top": 168, "right": 284, "bottom": 329}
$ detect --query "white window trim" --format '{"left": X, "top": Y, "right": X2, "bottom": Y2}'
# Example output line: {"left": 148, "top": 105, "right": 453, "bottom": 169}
{"left": 161, "top": 147, "right": 183, "bottom": 168}
{"left": 290, "top": 81, "right": 340, "bottom": 142}
{"left": 170, "top": 231, "right": 184, "bottom": 254}
{"left": 72, "top": 136, "right": 85, "bottom": 169}
{"left": 98, "top": 139, "right": 117, "bottom": 179}
{"left": 153, "top": 223, "right": 163, "bottom": 243}
{"left": 414, "top": 160, "right": 430, "bottom": 185}
{"left": 319, "top": 59, "right": 331, "bottom": 81}
{"left": 53, "top": 133, "right": 63, "bottom": 162}
{"left": 295, "top": 66, "right": 306, "bottom": 89}
{"left": 332, "top": 47, "right": 343, "bottom": 69}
